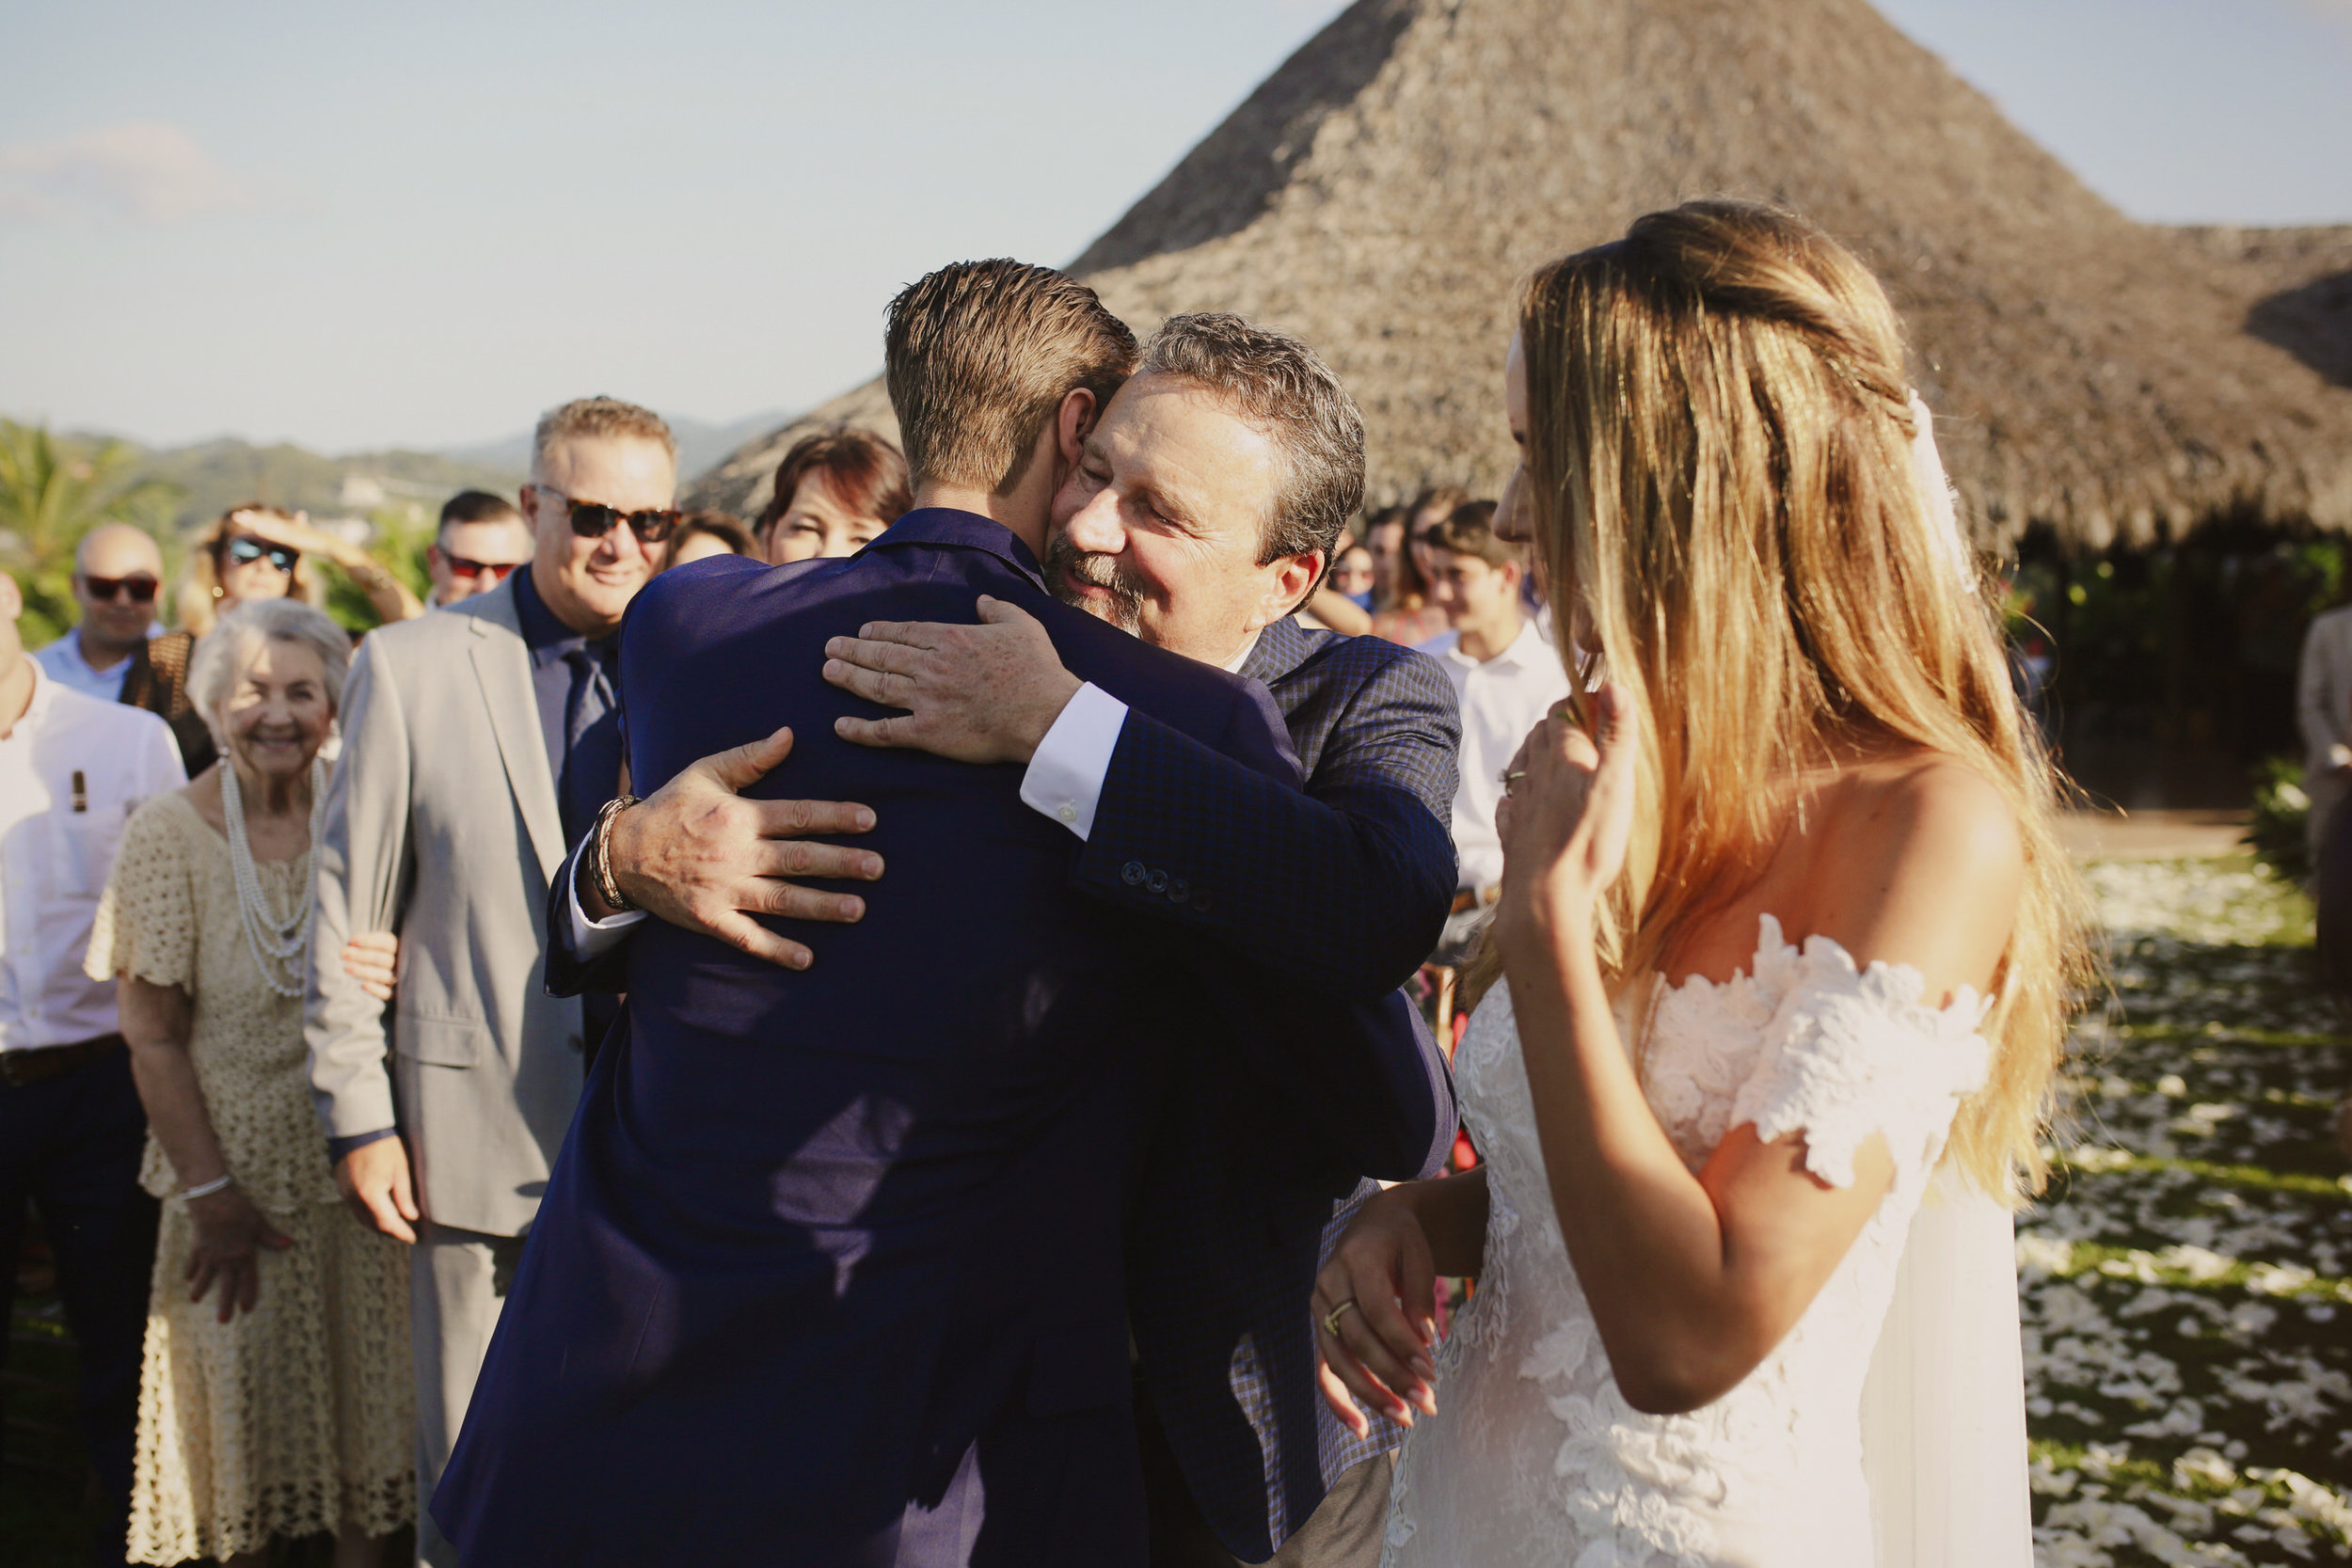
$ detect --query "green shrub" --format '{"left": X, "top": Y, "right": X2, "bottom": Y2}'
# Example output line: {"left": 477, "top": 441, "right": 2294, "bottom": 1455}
{"left": 2246, "top": 754, "right": 2312, "bottom": 883}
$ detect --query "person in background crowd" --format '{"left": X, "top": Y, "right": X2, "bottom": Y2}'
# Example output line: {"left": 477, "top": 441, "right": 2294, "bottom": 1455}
{"left": 1363, "top": 504, "right": 1408, "bottom": 611}
{"left": 35, "top": 524, "right": 167, "bottom": 702}
{"left": 152, "top": 506, "right": 424, "bottom": 776}
{"left": 2296, "top": 601, "right": 2352, "bottom": 869}
{"left": 2296, "top": 601, "right": 2352, "bottom": 1149}
{"left": 1370, "top": 488, "right": 1459, "bottom": 646}
{"left": 307, "top": 396, "right": 675, "bottom": 1568}
{"left": 0, "top": 565, "right": 185, "bottom": 1568}
{"left": 1416, "top": 498, "right": 1571, "bottom": 964}
{"left": 425, "top": 492, "right": 534, "bottom": 608}
{"left": 1330, "top": 541, "right": 1376, "bottom": 613}
{"left": 176, "top": 504, "right": 421, "bottom": 637}
{"left": 663, "top": 511, "right": 755, "bottom": 570}
{"left": 754, "top": 425, "right": 914, "bottom": 563}
{"left": 88, "top": 600, "right": 410, "bottom": 1568}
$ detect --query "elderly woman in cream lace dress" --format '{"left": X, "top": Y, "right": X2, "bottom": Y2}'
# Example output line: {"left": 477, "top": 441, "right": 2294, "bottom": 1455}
{"left": 87, "top": 599, "right": 410, "bottom": 1567}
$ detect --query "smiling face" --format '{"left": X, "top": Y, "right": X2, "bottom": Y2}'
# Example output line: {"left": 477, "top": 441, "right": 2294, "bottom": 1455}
{"left": 1043, "top": 372, "right": 1321, "bottom": 664}
{"left": 768, "top": 470, "right": 887, "bottom": 564}
{"left": 524, "top": 435, "right": 675, "bottom": 637}
{"left": 222, "top": 634, "right": 334, "bottom": 787}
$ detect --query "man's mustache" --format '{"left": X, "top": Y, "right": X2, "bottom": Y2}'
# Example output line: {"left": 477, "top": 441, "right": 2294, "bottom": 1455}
{"left": 1044, "top": 532, "right": 1145, "bottom": 633}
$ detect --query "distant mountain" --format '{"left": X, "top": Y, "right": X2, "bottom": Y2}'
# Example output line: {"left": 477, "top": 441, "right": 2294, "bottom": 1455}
{"left": 122, "top": 438, "right": 525, "bottom": 535}
{"left": 438, "top": 410, "right": 792, "bottom": 498}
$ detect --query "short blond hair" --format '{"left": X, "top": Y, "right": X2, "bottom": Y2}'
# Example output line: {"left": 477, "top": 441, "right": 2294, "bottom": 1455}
{"left": 884, "top": 260, "right": 1136, "bottom": 495}
{"left": 532, "top": 396, "right": 675, "bottom": 475}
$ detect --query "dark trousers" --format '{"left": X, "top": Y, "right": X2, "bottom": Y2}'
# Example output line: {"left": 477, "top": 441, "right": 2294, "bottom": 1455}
{"left": 1, "top": 1049, "right": 160, "bottom": 1568}
{"left": 1136, "top": 1377, "right": 1391, "bottom": 1568}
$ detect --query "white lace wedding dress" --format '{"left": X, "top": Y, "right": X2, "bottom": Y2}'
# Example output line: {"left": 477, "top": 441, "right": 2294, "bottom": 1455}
{"left": 1382, "top": 915, "right": 2026, "bottom": 1568}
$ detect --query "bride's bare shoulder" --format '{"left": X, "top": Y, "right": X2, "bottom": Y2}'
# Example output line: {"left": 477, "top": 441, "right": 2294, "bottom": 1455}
{"left": 1804, "top": 753, "right": 2025, "bottom": 1001}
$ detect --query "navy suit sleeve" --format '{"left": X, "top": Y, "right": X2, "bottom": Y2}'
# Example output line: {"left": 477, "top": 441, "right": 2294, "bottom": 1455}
{"left": 1076, "top": 650, "right": 1461, "bottom": 1000}
{"left": 542, "top": 832, "right": 630, "bottom": 998}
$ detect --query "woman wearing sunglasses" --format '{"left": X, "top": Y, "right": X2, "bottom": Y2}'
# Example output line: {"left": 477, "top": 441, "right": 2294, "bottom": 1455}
{"left": 142, "top": 506, "right": 423, "bottom": 775}
{"left": 174, "top": 504, "right": 421, "bottom": 638}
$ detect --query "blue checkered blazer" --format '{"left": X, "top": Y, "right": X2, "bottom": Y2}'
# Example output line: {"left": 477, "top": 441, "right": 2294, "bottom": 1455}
{"left": 1116, "top": 613, "right": 1461, "bottom": 1560}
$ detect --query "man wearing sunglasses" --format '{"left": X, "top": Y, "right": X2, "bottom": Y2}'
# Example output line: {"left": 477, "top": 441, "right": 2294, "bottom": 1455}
{"left": 33, "top": 524, "right": 167, "bottom": 702}
{"left": 426, "top": 491, "right": 535, "bottom": 609}
{"left": 305, "top": 395, "right": 679, "bottom": 1568}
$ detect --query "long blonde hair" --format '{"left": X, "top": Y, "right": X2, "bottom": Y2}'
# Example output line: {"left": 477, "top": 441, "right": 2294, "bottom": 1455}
{"left": 176, "top": 504, "right": 326, "bottom": 634}
{"left": 1514, "top": 201, "right": 2091, "bottom": 1200}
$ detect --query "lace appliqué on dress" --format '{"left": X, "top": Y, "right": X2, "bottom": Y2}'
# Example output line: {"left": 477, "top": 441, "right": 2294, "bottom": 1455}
{"left": 1382, "top": 916, "right": 1994, "bottom": 1568}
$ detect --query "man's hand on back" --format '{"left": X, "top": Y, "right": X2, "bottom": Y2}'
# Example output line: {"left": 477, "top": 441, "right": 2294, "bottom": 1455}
{"left": 601, "top": 726, "right": 884, "bottom": 972}
{"left": 823, "top": 596, "right": 1082, "bottom": 765}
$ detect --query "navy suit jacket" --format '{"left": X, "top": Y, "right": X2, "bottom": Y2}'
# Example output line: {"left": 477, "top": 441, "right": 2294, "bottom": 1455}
{"left": 435, "top": 514, "right": 1453, "bottom": 1567}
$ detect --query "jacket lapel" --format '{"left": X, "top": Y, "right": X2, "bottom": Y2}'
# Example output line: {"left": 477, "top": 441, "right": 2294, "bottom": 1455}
{"left": 465, "top": 585, "right": 566, "bottom": 881}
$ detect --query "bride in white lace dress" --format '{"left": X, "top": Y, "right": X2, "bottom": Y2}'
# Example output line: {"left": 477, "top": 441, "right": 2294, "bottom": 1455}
{"left": 1311, "top": 204, "right": 2091, "bottom": 1568}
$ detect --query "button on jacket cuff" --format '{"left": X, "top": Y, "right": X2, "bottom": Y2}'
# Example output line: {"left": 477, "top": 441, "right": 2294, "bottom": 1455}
{"left": 1019, "top": 681, "right": 1129, "bottom": 842}
{"left": 565, "top": 842, "right": 648, "bottom": 958}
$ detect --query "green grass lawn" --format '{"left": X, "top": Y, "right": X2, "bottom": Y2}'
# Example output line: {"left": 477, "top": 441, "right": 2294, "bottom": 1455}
{"left": 2027, "top": 859, "right": 2352, "bottom": 1564}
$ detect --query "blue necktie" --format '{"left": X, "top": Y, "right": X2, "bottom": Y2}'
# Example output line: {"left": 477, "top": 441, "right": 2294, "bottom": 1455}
{"left": 559, "top": 644, "right": 622, "bottom": 849}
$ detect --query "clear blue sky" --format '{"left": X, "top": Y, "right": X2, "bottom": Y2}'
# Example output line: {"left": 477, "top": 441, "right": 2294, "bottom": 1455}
{"left": 3, "top": 0, "right": 2346, "bottom": 454}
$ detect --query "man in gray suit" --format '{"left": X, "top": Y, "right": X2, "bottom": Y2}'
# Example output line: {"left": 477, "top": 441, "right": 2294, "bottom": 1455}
{"left": 306, "top": 396, "right": 685, "bottom": 1567}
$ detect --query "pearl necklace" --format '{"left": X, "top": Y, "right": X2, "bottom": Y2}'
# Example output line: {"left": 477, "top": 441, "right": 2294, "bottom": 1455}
{"left": 222, "top": 756, "right": 325, "bottom": 1000}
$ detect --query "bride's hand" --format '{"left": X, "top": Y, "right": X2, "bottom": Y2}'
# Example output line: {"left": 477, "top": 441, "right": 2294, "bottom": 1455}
{"left": 1312, "top": 1189, "right": 1439, "bottom": 1436}
{"left": 1493, "top": 683, "right": 1638, "bottom": 951}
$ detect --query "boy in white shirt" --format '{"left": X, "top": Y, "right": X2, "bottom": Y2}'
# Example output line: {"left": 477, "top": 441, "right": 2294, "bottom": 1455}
{"left": 1417, "top": 500, "right": 1573, "bottom": 961}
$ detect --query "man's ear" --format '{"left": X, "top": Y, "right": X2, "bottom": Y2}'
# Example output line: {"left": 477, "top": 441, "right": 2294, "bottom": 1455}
{"left": 0, "top": 570, "right": 22, "bottom": 622}
{"left": 1056, "top": 388, "right": 1097, "bottom": 467}
{"left": 1260, "top": 549, "right": 1327, "bottom": 626}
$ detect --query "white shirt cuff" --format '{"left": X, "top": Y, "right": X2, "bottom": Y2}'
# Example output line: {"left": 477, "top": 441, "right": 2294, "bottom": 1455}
{"left": 1019, "top": 682, "right": 1130, "bottom": 841}
{"left": 566, "top": 849, "right": 648, "bottom": 958}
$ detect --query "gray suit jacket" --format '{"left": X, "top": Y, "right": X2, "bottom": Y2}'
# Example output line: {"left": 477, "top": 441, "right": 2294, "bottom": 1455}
{"left": 305, "top": 578, "right": 584, "bottom": 1237}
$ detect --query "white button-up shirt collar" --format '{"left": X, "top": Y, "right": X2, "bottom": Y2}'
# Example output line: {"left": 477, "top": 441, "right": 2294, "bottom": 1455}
{"left": 0, "top": 665, "right": 187, "bottom": 1052}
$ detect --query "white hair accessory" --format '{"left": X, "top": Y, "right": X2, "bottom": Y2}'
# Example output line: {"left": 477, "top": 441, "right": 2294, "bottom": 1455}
{"left": 1906, "top": 391, "right": 1974, "bottom": 593}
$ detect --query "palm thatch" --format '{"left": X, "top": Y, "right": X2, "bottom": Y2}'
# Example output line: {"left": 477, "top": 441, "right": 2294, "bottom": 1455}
{"left": 689, "top": 0, "right": 2352, "bottom": 553}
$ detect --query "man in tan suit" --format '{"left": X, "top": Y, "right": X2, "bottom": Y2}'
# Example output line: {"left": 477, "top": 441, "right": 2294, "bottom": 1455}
{"left": 306, "top": 397, "right": 676, "bottom": 1568}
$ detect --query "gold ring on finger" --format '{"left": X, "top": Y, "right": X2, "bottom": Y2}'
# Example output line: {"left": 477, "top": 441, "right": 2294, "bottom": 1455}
{"left": 1322, "top": 1298, "right": 1359, "bottom": 1337}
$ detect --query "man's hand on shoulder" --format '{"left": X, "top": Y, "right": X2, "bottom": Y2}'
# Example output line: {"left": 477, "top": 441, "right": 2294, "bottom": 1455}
{"left": 823, "top": 596, "right": 1082, "bottom": 765}
{"left": 602, "top": 726, "right": 884, "bottom": 972}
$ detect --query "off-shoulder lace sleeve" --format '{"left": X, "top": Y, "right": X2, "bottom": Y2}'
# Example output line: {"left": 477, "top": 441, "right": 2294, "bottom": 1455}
{"left": 1726, "top": 930, "right": 1993, "bottom": 1189}
{"left": 85, "top": 793, "right": 198, "bottom": 991}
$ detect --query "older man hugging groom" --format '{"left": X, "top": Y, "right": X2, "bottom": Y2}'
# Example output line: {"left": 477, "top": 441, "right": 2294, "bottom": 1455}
{"left": 436, "top": 262, "right": 1461, "bottom": 1568}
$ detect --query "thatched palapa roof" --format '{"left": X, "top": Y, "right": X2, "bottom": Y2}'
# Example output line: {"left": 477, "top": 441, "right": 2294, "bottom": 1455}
{"left": 690, "top": 0, "right": 2352, "bottom": 553}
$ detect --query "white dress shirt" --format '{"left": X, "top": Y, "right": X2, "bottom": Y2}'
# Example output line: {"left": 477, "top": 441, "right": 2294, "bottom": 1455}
{"left": 33, "top": 629, "right": 148, "bottom": 703}
{"left": 0, "top": 666, "right": 187, "bottom": 1052}
{"left": 565, "top": 628, "right": 1266, "bottom": 958}
{"left": 1417, "top": 618, "right": 1573, "bottom": 895}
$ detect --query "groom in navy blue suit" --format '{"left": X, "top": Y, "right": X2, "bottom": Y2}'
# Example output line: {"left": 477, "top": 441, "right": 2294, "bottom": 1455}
{"left": 437, "top": 271, "right": 1459, "bottom": 1567}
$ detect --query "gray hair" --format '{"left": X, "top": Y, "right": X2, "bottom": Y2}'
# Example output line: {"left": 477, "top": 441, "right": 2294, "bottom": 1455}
{"left": 1136, "top": 313, "right": 1365, "bottom": 582}
{"left": 188, "top": 599, "right": 351, "bottom": 744}
{"left": 532, "top": 395, "right": 675, "bottom": 475}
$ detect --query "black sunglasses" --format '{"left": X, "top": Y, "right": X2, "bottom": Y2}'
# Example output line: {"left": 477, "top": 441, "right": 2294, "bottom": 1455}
{"left": 531, "top": 483, "right": 679, "bottom": 546}
{"left": 81, "top": 572, "right": 160, "bottom": 604}
{"left": 443, "top": 555, "right": 520, "bottom": 581}
{"left": 222, "top": 537, "right": 298, "bottom": 574}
